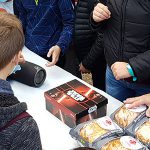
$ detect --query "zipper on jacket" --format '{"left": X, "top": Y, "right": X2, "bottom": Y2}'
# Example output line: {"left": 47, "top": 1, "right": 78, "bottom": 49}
{"left": 119, "top": 0, "right": 128, "bottom": 61}
{"left": 35, "top": 0, "right": 39, "bottom": 6}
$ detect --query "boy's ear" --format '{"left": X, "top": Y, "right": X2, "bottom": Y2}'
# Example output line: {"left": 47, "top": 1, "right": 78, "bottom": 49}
{"left": 11, "top": 51, "right": 22, "bottom": 65}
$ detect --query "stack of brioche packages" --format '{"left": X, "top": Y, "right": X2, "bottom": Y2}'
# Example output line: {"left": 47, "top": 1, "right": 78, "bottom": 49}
{"left": 70, "top": 104, "right": 150, "bottom": 150}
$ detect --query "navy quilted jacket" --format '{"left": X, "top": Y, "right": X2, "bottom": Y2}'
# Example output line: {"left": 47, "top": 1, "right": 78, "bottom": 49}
{"left": 13, "top": 0, "right": 74, "bottom": 56}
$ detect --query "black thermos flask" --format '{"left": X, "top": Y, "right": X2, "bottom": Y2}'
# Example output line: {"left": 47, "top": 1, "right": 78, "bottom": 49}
{"left": 9, "top": 61, "right": 46, "bottom": 87}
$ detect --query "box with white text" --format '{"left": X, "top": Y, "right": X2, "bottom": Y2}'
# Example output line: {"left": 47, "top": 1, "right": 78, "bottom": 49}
{"left": 44, "top": 79, "right": 108, "bottom": 128}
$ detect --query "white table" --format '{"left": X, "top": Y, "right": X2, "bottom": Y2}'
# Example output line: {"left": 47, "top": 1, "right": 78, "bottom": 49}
{"left": 10, "top": 47, "right": 122, "bottom": 150}
{"left": 0, "top": 1, "right": 13, "bottom": 14}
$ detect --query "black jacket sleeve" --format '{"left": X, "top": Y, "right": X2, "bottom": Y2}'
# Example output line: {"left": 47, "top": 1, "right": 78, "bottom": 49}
{"left": 129, "top": 50, "right": 150, "bottom": 82}
{"left": 82, "top": 32, "right": 105, "bottom": 70}
{"left": 89, "top": 0, "right": 108, "bottom": 31}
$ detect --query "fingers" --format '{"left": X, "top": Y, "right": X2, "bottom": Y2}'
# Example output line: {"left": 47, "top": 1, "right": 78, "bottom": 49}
{"left": 46, "top": 53, "right": 58, "bottom": 67}
{"left": 46, "top": 47, "right": 56, "bottom": 67}
{"left": 79, "top": 63, "right": 90, "bottom": 74}
{"left": 111, "top": 65, "right": 120, "bottom": 80}
{"left": 111, "top": 63, "right": 114, "bottom": 70}
{"left": 93, "top": 9, "right": 107, "bottom": 20}
{"left": 93, "top": 3, "right": 111, "bottom": 22}
{"left": 46, "top": 46, "right": 60, "bottom": 67}
{"left": 125, "top": 97, "right": 145, "bottom": 109}
{"left": 114, "top": 73, "right": 120, "bottom": 80}
{"left": 96, "top": 3, "right": 111, "bottom": 17}
{"left": 46, "top": 56, "right": 58, "bottom": 67}
{"left": 47, "top": 48, "right": 53, "bottom": 58}
{"left": 111, "top": 63, "right": 119, "bottom": 79}
{"left": 146, "top": 107, "right": 150, "bottom": 117}
{"left": 124, "top": 97, "right": 138, "bottom": 104}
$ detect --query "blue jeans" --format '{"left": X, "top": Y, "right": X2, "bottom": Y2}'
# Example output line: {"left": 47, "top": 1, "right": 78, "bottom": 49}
{"left": 106, "top": 67, "right": 150, "bottom": 102}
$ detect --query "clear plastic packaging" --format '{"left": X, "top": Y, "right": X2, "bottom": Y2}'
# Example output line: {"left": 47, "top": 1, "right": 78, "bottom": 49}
{"left": 69, "top": 116, "right": 123, "bottom": 147}
{"left": 126, "top": 117, "right": 150, "bottom": 148}
{"left": 110, "top": 104, "right": 146, "bottom": 129}
{"left": 93, "top": 136, "right": 148, "bottom": 150}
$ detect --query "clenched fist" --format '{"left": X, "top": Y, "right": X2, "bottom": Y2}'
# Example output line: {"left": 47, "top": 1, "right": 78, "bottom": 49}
{"left": 111, "top": 62, "right": 131, "bottom": 80}
{"left": 92, "top": 3, "right": 111, "bottom": 22}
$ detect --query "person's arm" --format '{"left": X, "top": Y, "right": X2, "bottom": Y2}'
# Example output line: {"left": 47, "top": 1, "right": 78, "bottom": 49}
{"left": 56, "top": 0, "right": 74, "bottom": 54}
{"left": 10, "top": 117, "right": 42, "bottom": 150}
{"left": 13, "top": 0, "right": 27, "bottom": 33}
{"left": 111, "top": 50, "right": 150, "bottom": 82}
{"left": 90, "top": 2, "right": 110, "bottom": 31}
{"left": 46, "top": 0, "right": 74, "bottom": 67}
{"left": 82, "top": 32, "right": 104, "bottom": 70}
{"left": 129, "top": 50, "right": 150, "bottom": 82}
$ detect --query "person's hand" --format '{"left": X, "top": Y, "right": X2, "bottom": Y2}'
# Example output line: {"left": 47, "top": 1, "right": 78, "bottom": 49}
{"left": 79, "top": 63, "right": 90, "bottom": 73}
{"left": 46, "top": 45, "right": 61, "bottom": 67}
{"left": 124, "top": 93, "right": 150, "bottom": 117}
{"left": 111, "top": 62, "right": 131, "bottom": 80}
{"left": 92, "top": 3, "right": 111, "bottom": 23}
{"left": 19, "top": 52, "right": 25, "bottom": 64}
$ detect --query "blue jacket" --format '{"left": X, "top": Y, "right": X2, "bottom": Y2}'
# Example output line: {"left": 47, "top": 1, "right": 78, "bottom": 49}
{"left": 14, "top": 0, "right": 74, "bottom": 56}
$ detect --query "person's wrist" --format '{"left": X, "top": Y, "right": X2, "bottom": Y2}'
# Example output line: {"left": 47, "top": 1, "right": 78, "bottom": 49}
{"left": 126, "top": 64, "right": 137, "bottom": 81}
{"left": 55, "top": 45, "right": 61, "bottom": 51}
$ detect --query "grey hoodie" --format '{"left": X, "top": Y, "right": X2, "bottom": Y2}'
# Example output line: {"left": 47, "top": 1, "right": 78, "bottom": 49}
{"left": 0, "top": 79, "right": 42, "bottom": 150}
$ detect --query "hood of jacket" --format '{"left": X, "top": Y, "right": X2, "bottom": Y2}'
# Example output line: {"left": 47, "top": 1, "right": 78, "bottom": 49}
{"left": 0, "top": 78, "right": 27, "bottom": 128}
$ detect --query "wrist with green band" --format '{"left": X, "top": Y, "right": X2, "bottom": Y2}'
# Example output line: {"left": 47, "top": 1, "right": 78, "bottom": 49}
{"left": 126, "top": 64, "right": 137, "bottom": 81}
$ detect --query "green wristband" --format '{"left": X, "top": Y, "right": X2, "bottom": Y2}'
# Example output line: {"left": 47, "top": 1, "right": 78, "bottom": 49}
{"left": 126, "top": 64, "right": 137, "bottom": 82}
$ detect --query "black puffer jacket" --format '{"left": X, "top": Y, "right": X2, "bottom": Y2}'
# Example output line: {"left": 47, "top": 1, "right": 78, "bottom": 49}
{"left": 74, "top": 0, "right": 105, "bottom": 70}
{"left": 92, "top": 0, "right": 150, "bottom": 83}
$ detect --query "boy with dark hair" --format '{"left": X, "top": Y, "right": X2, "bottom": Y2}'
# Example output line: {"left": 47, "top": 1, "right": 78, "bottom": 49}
{"left": 13, "top": 0, "right": 74, "bottom": 68}
{"left": 0, "top": 13, "right": 42, "bottom": 149}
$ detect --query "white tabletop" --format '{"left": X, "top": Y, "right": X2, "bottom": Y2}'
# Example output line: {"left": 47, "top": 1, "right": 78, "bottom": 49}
{"left": 10, "top": 47, "right": 122, "bottom": 150}
{"left": 0, "top": 1, "right": 13, "bottom": 14}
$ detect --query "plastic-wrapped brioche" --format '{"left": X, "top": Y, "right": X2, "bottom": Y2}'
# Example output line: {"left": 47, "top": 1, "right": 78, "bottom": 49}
{"left": 114, "top": 105, "right": 139, "bottom": 128}
{"left": 136, "top": 120, "right": 150, "bottom": 145}
{"left": 80, "top": 122, "right": 107, "bottom": 143}
{"left": 69, "top": 116, "right": 123, "bottom": 147}
{"left": 101, "top": 138, "right": 129, "bottom": 150}
{"left": 94, "top": 136, "right": 147, "bottom": 150}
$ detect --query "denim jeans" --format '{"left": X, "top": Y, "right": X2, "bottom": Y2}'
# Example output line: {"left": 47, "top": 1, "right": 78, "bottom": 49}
{"left": 106, "top": 66, "right": 150, "bottom": 102}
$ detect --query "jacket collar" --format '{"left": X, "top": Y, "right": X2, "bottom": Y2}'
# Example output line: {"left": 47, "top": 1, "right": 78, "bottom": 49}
{"left": 0, "top": 78, "right": 13, "bottom": 95}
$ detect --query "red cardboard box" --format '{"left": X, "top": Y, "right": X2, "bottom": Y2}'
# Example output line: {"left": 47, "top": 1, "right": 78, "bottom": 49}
{"left": 44, "top": 79, "right": 108, "bottom": 128}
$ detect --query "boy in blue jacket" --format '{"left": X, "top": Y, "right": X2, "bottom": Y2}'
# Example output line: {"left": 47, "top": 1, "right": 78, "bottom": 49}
{"left": 13, "top": 0, "right": 74, "bottom": 68}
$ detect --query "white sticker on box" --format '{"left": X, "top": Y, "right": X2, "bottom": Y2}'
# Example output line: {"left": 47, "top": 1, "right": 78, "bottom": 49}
{"left": 88, "top": 105, "right": 97, "bottom": 113}
{"left": 120, "top": 136, "right": 143, "bottom": 149}
{"left": 97, "top": 116, "right": 116, "bottom": 130}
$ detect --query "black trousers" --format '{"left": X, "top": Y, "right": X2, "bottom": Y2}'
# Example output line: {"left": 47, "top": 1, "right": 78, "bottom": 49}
{"left": 91, "top": 57, "right": 106, "bottom": 91}
{"left": 77, "top": 51, "right": 106, "bottom": 91}
{"left": 64, "top": 47, "right": 82, "bottom": 78}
